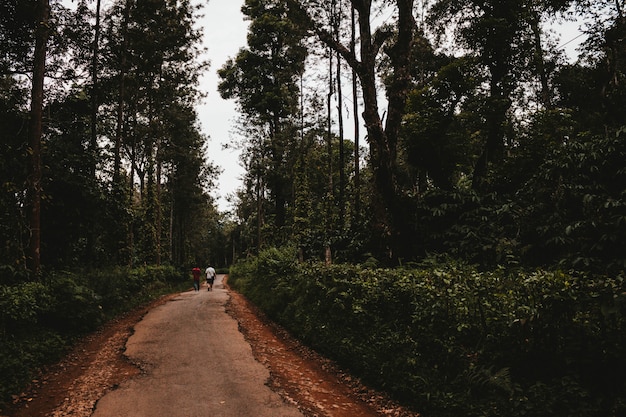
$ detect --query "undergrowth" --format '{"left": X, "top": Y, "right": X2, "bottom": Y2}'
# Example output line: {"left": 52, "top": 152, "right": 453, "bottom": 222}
{"left": 229, "top": 246, "right": 626, "bottom": 417}
{"left": 0, "top": 265, "right": 188, "bottom": 408}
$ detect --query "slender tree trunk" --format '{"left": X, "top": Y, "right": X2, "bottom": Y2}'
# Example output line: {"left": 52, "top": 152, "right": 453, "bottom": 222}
{"left": 156, "top": 148, "right": 162, "bottom": 266}
{"left": 113, "top": 0, "right": 129, "bottom": 185}
{"left": 327, "top": 46, "right": 334, "bottom": 197}
{"left": 335, "top": 0, "right": 345, "bottom": 225}
{"left": 169, "top": 199, "right": 174, "bottom": 263}
{"left": 530, "top": 10, "right": 552, "bottom": 109}
{"left": 337, "top": 56, "right": 346, "bottom": 223}
{"left": 326, "top": 42, "right": 334, "bottom": 264}
{"left": 351, "top": 6, "right": 360, "bottom": 220}
{"left": 113, "top": 0, "right": 130, "bottom": 265}
{"left": 325, "top": 0, "right": 335, "bottom": 263}
{"left": 270, "top": 118, "right": 287, "bottom": 229}
{"left": 85, "top": 0, "right": 102, "bottom": 264}
{"left": 128, "top": 111, "right": 137, "bottom": 268}
{"left": 27, "top": 0, "right": 50, "bottom": 277}
{"left": 90, "top": 0, "right": 101, "bottom": 176}
{"left": 256, "top": 164, "right": 263, "bottom": 254}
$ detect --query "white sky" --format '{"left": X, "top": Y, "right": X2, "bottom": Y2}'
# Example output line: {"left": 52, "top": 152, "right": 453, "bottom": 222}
{"left": 196, "top": 0, "right": 248, "bottom": 213}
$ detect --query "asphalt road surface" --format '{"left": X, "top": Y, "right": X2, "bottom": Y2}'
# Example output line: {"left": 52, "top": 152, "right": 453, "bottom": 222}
{"left": 91, "top": 275, "right": 304, "bottom": 417}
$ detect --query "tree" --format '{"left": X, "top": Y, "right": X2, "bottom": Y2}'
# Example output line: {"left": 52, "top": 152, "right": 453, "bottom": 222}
{"left": 26, "top": 0, "right": 50, "bottom": 276}
{"left": 100, "top": 0, "right": 208, "bottom": 266}
{"left": 286, "top": 0, "right": 416, "bottom": 261}
{"left": 399, "top": 35, "right": 478, "bottom": 193}
{"left": 219, "top": 0, "right": 308, "bottom": 250}
{"left": 428, "top": 0, "right": 576, "bottom": 192}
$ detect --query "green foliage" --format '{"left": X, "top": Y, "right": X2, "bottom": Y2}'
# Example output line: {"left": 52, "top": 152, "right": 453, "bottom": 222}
{"left": 0, "top": 330, "right": 65, "bottom": 406}
{"left": 518, "top": 129, "right": 626, "bottom": 273}
{"left": 0, "top": 265, "right": 185, "bottom": 408}
{"left": 88, "top": 265, "right": 185, "bottom": 317}
{"left": 0, "top": 282, "right": 51, "bottom": 329}
{"left": 231, "top": 251, "right": 626, "bottom": 416}
{"left": 229, "top": 245, "right": 300, "bottom": 314}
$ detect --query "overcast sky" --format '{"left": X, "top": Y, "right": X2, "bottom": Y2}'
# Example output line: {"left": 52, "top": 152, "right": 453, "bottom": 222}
{"left": 196, "top": 0, "right": 248, "bottom": 213}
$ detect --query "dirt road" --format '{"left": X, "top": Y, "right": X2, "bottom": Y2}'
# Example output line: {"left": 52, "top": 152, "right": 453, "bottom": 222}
{"left": 91, "top": 275, "right": 303, "bottom": 416}
{"left": 6, "top": 275, "right": 417, "bottom": 417}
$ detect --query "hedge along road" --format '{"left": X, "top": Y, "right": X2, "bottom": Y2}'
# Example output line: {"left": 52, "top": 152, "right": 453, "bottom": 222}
{"left": 91, "top": 275, "right": 304, "bottom": 417}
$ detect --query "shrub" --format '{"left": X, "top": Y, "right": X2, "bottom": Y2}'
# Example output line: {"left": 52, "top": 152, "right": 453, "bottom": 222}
{"left": 0, "top": 264, "right": 186, "bottom": 408}
{"left": 230, "top": 251, "right": 626, "bottom": 416}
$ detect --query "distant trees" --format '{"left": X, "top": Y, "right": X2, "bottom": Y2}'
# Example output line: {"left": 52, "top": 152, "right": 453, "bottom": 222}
{"left": 220, "top": 0, "right": 626, "bottom": 272}
{"left": 218, "top": 0, "right": 308, "bottom": 252}
{"left": 0, "top": 0, "right": 222, "bottom": 276}
{"left": 27, "top": 0, "right": 50, "bottom": 276}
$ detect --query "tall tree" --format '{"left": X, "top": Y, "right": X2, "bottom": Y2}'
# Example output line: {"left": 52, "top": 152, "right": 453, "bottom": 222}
{"left": 286, "top": 0, "right": 416, "bottom": 260}
{"left": 350, "top": 5, "right": 361, "bottom": 222}
{"left": 26, "top": 0, "right": 50, "bottom": 276}
{"left": 90, "top": 0, "right": 101, "bottom": 178}
{"left": 108, "top": 0, "right": 207, "bottom": 265}
{"left": 219, "top": 0, "right": 307, "bottom": 249}
{"left": 431, "top": 0, "right": 525, "bottom": 190}
{"left": 429, "top": 0, "right": 573, "bottom": 191}
{"left": 335, "top": 0, "right": 346, "bottom": 226}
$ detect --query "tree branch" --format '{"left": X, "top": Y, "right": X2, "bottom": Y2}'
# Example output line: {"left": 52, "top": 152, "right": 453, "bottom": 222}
{"left": 285, "top": 0, "right": 360, "bottom": 71}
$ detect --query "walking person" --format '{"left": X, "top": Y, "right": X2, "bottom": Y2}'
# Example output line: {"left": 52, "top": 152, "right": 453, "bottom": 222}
{"left": 192, "top": 266, "right": 202, "bottom": 291}
{"left": 205, "top": 265, "right": 216, "bottom": 291}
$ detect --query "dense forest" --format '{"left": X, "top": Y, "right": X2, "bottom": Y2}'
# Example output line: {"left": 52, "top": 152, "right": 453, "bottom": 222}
{"left": 1, "top": 0, "right": 626, "bottom": 415}
{"left": 2, "top": 0, "right": 626, "bottom": 276}
{"left": 1, "top": 0, "right": 227, "bottom": 274}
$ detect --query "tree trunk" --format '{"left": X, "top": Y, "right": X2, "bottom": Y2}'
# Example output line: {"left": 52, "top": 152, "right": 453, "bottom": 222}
{"left": 286, "top": 0, "right": 415, "bottom": 259}
{"left": 337, "top": 52, "right": 346, "bottom": 224}
{"left": 472, "top": 75, "right": 509, "bottom": 191}
{"left": 90, "top": 0, "right": 101, "bottom": 176}
{"left": 27, "top": 0, "right": 50, "bottom": 277}
{"left": 353, "top": 0, "right": 415, "bottom": 258}
{"left": 327, "top": 44, "right": 334, "bottom": 199}
{"left": 530, "top": 10, "right": 552, "bottom": 109}
{"left": 113, "top": 0, "right": 129, "bottom": 185}
{"left": 112, "top": 0, "right": 130, "bottom": 265}
{"left": 256, "top": 159, "right": 263, "bottom": 254}
{"left": 86, "top": 0, "right": 102, "bottom": 264}
{"left": 336, "top": 0, "right": 346, "bottom": 225}
{"left": 326, "top": 39, "right": 334, "bottom": 261}
{"left": 351, "top": 6, "right": 360, "bottom": 221}
{"left": 156, "top": 149, "right": 162, "bottom": 266}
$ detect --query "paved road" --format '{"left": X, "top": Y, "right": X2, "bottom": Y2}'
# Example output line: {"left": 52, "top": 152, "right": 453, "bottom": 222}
{"left": 92, "top": 275, "right": 304, "bottom": 417}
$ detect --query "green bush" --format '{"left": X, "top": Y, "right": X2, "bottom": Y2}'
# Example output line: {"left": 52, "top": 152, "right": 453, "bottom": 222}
{"left": 0, "top": 264, "right": 186, "bottom": 409}
{"left": 0, "top": 330, "right": 66, "bottom": 403}
{"left": 43, "top": 273, "right": 104, "bottom": 334}
{"left": 230, "top": 250, "right": 626, "bottom": 416}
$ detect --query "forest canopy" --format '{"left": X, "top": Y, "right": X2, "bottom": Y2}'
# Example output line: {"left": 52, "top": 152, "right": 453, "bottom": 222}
{"left": 1, "top": 0, "right": 224, "bottom": 275}
{"left": 1, "top": 0, "right": 625, "bottom": 274}
{"left": 219, "top": 0, "right": 626, "bottom": 274}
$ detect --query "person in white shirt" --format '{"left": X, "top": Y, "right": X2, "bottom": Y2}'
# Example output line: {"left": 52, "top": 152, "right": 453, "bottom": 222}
{"left": 205, "top": 266, "right": 216, "bottom": 291}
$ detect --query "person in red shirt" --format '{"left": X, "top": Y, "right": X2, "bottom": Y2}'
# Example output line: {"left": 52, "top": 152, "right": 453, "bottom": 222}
{"left": 192, "top": 267, "right": 201, "bottom": 291}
